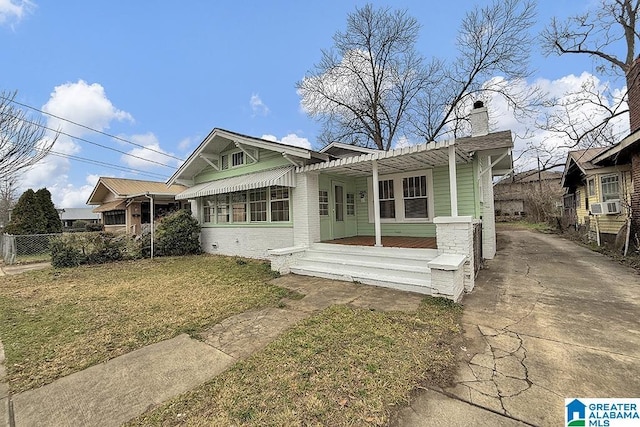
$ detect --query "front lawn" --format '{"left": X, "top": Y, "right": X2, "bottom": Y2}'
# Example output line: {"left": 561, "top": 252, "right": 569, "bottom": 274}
{"left": 128, "top": 299, "right": 462, "bottom": 426}
{"left": 0, "top": 255, "right": 290, "bottom": 393}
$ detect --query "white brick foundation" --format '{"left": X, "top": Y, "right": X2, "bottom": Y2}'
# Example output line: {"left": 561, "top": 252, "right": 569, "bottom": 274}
{"left": 200, "top": 227, "right": 294, "bottom": 259}
{"left": 292, "top": 173, "right": 320, "bottom": 247}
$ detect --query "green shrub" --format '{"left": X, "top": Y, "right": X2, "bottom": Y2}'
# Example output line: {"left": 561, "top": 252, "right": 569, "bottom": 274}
{"left": 155, "top": 209, "right": 201, "bottom": 256}
{"left": 50, "top": 237, "right": 86, "bottom": 267}
{"left": 85, "top": 223, "right": 103, "bottom": 232}
{"left": 50, "top": 232, "right": 134, "bottom": 268}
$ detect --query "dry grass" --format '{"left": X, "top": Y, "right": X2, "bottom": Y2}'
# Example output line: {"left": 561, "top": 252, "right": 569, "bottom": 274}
{"left": 128, "top": 298, "right": 462, "bottom": 426}
{"left": 0, "top": 255, "right": 291, "bottom": 393}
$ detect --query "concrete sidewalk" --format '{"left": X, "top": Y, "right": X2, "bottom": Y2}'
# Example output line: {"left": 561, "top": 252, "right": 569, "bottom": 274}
{"left": 4, "top": 275, "right": 424, "bottom": 427}
{"left": 394, "top": 227, "right": 640, "bottom": 426}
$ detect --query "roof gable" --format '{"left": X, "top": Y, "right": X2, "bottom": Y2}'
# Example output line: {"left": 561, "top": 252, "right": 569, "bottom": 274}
{"left": 168, "top": 128, "right": 327, "bottom": 185}
{"left": 87, "top": 177, "right": 187, "bottom": 204}
{"left": 561, "top": 147, "right": 609, "bottom": 188}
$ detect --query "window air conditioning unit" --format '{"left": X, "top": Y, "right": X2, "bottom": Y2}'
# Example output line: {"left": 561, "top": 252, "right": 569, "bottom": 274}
{"left": 591, "top": 200, "right": 621, "bottom": 215}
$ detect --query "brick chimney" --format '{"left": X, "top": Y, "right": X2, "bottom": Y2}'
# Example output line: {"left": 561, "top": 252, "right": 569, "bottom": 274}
{"left": 470, "top": 100, "right": 489, "bottom": 137}
{"left": 627, "top": 58, "right": 640, "bottom": 244}
{"left": 628, "top": 57, "right": 640, "bottom": 133}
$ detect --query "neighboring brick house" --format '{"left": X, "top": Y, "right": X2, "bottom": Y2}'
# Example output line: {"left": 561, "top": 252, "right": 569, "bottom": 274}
{"left": 494, "top": 170, "right": 563, "bottom": 220}
{"left": 87, "top": 178, "right": 188, "bottom": 235}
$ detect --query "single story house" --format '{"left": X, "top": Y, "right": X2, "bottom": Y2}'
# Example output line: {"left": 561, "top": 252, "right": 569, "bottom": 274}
{"left": 494, "top": 170, "right": 563, "bottom": 219}
{"left": 169, "top": 103, "right": 513, "bottom": 301}
{"left": 58, "top": 207, "right": 101, "bottom": 229}
{"left": 87, "top": 177, "right": 188, "bottom": 235}
{"left": 561, "top": 147, "right": 632, "bottom": 243}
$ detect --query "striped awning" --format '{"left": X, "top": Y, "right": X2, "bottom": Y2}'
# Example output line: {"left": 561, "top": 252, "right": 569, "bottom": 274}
{"left": 92, "top": 200, "right": 126, "bottom": 213}
{"left": 176, "top": 166, "right": 296, "bottom": 200}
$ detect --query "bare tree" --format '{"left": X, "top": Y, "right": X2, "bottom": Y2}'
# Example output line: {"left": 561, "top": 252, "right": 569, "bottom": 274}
{"left": 413, "top": 0, "right": 539, "bottom": 142}
{"left": 0, "top": 176, "right": 17, "bottom": 229}
{"left": 297, "top": 4, "right": 428, "bottom": 150}
{"left": 0, "top": 90, "right": 57, "bottom": 181}
{"left": 297, "top": 1, "right": 540, "bottom": 150}
{"left": 540, "top": 0, "right": 639, "bottom": 147}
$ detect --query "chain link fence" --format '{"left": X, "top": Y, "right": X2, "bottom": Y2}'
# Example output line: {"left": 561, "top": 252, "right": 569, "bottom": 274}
{"left": 1, "top": 233, "right": 60, "bottom": 265}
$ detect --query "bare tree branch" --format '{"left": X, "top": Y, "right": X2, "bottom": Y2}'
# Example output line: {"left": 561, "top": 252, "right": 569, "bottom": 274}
{"left": 0, "top": 90, "right": 58, "bottom": 182}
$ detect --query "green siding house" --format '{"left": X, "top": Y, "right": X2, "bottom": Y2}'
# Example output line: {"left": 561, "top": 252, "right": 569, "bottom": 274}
{"left": 168, "top": 103, "right": 513, "bottom": 301}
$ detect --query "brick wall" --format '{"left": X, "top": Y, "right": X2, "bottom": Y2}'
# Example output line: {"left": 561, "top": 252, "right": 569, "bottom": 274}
{"left": 632, "top": 153, "right": 640, "bottom": 235}
{"left": 628, "top": 59, "right": 640, "bottom": 134}
{"left": 292, "top": 172, "right": 320, "bottom": 247}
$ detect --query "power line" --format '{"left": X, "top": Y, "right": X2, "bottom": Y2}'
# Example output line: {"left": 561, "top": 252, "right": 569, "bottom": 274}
{"left": 6, "top": 111, "right": 176, "bottom": 168}
{"left": 1, "top": 94, "right": 186, "bottom": 162}
{"left": 42, "top": 149, "right": 170, "bottom": 180}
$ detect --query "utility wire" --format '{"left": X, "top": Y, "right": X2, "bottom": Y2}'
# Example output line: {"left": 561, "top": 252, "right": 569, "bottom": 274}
{"left": 42, "top": 149, "right": 170, "bottom": 180}
{"left": 6, "top": 111, "right": 176, "bottom": 168}
{"left": 1, "top": 94, "right": 185, "bottom": 162}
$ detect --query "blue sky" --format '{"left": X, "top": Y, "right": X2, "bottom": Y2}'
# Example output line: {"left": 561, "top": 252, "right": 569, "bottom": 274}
{"left": 0, "top": 0, "right": 622, "bottom": 207}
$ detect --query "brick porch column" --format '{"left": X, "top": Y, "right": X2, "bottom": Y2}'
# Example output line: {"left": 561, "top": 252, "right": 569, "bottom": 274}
{"left": 434, "top": 216, "right": 475, "bottom": 292}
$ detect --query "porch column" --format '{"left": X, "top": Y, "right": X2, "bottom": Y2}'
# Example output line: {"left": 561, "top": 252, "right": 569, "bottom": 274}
{"left": 448, "top": 144, "right": 458, "bottom": 216}
{"left": 372, "top": 159, "right": 382, "bottom": 247}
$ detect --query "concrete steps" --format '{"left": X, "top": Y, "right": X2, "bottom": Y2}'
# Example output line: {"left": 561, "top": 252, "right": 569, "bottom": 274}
{"left": 289, "top": 243, "right": 438, "bottom": 295}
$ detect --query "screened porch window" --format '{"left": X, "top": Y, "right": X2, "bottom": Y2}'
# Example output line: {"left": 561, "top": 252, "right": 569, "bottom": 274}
{"left": 103, "top": 210, "right": 125, "bottom": 225}
{"left": 216, "top": 194, "right": 229, "bottom": 223}
{"left": 231, "top": 192, "right": 247, "bottom": 222}
{"left": 319, "top": 190, "right": 329, "bottom": 216}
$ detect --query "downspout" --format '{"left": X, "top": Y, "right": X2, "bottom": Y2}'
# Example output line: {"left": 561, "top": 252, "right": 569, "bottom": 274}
{"left": 145, "top": 193, "right": 155, "bottom": 259}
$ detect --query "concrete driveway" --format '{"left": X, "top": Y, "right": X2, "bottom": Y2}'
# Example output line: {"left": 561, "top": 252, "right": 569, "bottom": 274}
{"left": 395, "top": 225, "right": 640, "bottom": 426}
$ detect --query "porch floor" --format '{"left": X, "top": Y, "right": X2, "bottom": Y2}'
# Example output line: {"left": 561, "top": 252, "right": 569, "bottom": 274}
{"left": 321, "top": 236, "right": 437, "bottom": 249}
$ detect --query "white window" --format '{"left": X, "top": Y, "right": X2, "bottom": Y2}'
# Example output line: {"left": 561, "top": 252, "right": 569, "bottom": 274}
{"left": 403, "top": 175, "right": 428, "bottom": 219}
{"left": 232, "top": 151, "right": 245, "bottom": 167}
{"left": 379, "top": 179, "right": 395, "bottom": 219}
{"left": 216, "top": 194, "right": 229, "bottom": 223}
{"left": 346, "top": 193, "right": 355, "bottom": 216}
{"left": 600, "top": 174, "right": 620, "bottom": 201}
{"left": 249, "top": 189, "right": 267, "bottom": 222}
{"left": 203, "top": 199, "right": 215, "bottom": 223}
{"left": 319, "top": 190, "right": 329, "bottom": 216}
{"left": 587, "top": 178, "right": 596, "bottom": 197}
{"left": 221, "top": 155, "right": 229, "bottom": 170}
{"left": 270, "top": 186, "right": 290, "bottom": 222}
{"left": 231, "top": 192, "right": 247, "bottom": 222}
{"left": 368, "top": 170, "right": 433, "bottom": 223}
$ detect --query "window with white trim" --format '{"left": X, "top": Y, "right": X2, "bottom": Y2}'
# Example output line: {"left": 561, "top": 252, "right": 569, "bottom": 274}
{"left": 378, "top": 179, "right": 395, "bottom": 219}
{"left": 249, "top": 189, "right": 267, "bottom": 222}
{"left": 202, "top": 186, "right": 291, "bottom": 224}
{"left": 231, "top": 192, "right": 247, "bottom": 222}
{"left": 319, "top": 190, "right": 329, "bottom": 216}
{"left": 403, "top": 175, "right": 428, "bottom": 219}
{"left": 216, "top": 194, "right": 229, "bottom": 223}
{"left": 346, "top": 193, "right": 355, "bottom": 216}
{"left": 270, "top": 186, "right": 290, "bottom": 222}
{"left": 587, "top": 178, "right": 596, "bottom": 197}
{"left": 368, "top": 170, "right": 434, "bottom": 222}
{"left": 232, "top": 151, "right": 245, "bottom": 167}
{"left": 600, "top": 174, "right": 620, "bottom": 201}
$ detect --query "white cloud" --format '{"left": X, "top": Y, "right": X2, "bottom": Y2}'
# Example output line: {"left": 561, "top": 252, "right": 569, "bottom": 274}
{"left": 17, "top": 80, "right": 133, "bottom": 207}
{"left": 261, "top": 133, "right": 311, "bottom": 150}
{"left": 121, "top": 132, "right": 177, "bottom": 169}
{"left": 0, "top": 0, "right": 34, "bottom": 27}
{"left": 250, "top": 94, "right": 270, "bottom": 116}
{"left": 177, "top": 136, "right": 194, "bottom": 152}
{"left": 42, "top": 80, "right": 133, "bottom": 137}
{"left": 483, "top": 72, "right": 629, "bottom": 172}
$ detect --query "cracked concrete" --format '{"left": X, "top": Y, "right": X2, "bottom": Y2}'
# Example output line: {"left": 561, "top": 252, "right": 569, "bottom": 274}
{"left": 394, "top": 225, "right": 640, "bottom": 426}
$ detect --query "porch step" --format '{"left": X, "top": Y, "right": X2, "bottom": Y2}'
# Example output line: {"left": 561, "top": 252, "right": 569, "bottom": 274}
{"left": 289, "top": 243, "right": 438, "bottom": 295}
